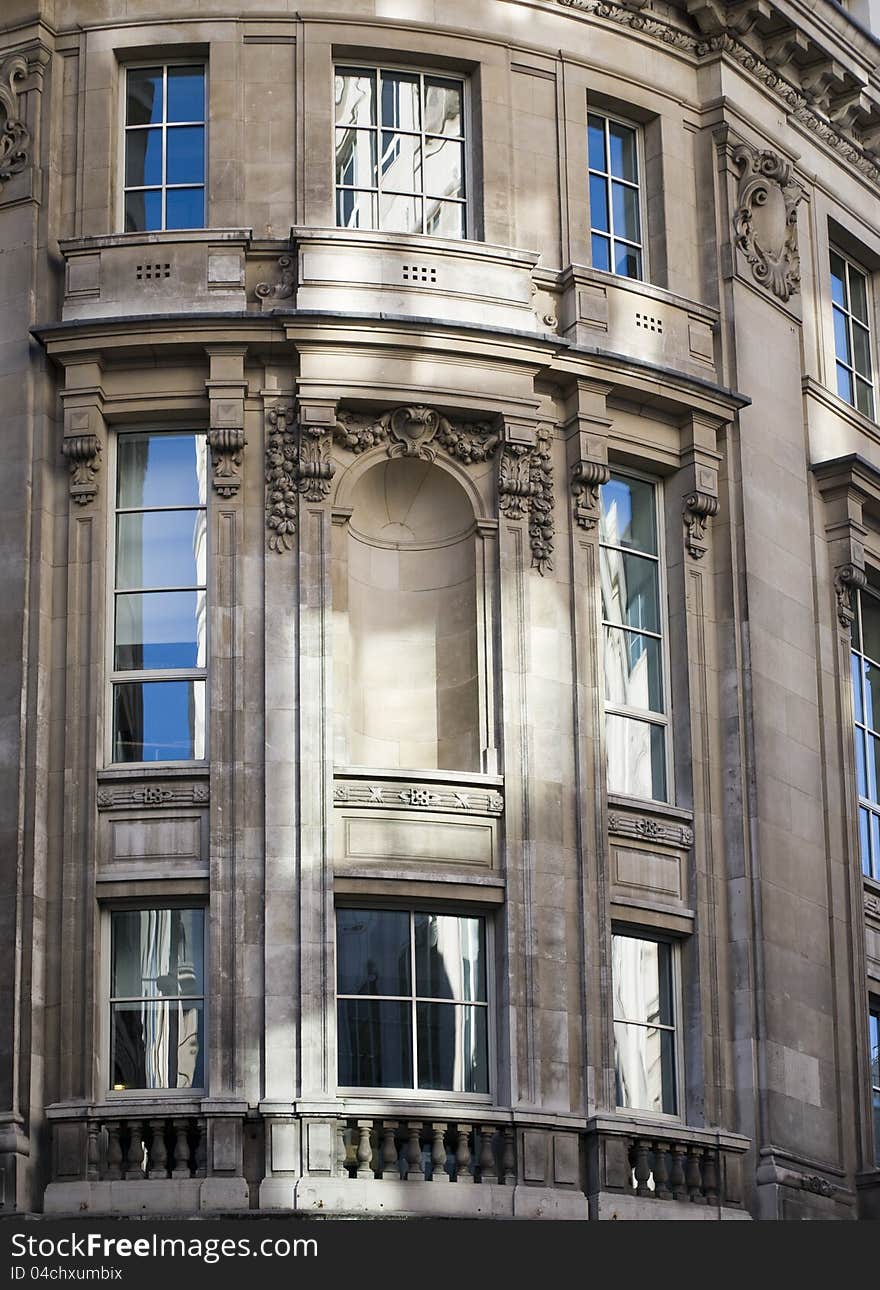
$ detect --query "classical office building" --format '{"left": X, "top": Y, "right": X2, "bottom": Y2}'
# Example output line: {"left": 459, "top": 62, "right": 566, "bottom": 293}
{"left": 1, "top": 0, "right": 879, "bottom": 1221}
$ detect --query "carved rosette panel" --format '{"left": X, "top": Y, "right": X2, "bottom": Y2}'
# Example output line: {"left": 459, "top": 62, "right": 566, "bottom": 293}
{"left": 333, "top": 779, "right": 504, "bottom": 816}
{"left": 731, "top": 143, "right": 803, "bottom": 302}
{"left": 61, "top": 434, "right": 102, "bottom": 506}
{"left": 207, "top": 425, "right": 246, "bottom": 498}
{"left": 265, "top": 404, "right": 297, "bottom": 551}
{"left": 255, "top": 254, "right": 295, "bottom": 301}
{"left": 0, "top": 55, "right": 30, "bottom": 183}
{"left": 97, "top": 782, "right": 210, "bottom": 810}
{"left": 608, "top": 812, "right": 694, "bottom": 849}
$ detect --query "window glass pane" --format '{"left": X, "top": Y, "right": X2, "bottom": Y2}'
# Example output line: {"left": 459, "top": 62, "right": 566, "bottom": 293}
{"left": 166, "top": 66, "right": 204, "bottom": 123}
{"left": 424, "top": 137, "right": 464, "bottom": 199}
{"left": 112, "top": 1000, "right": 203, "bottom": 1090}
{"left": 115, "top": 589, "right": 206, "bottom": 670}
{"left": 832, "top": 306, "right": 851, "bottom": 364}
{"left": 166, "top": 187, "right": 204, "bottom": 231}
{"left": 614, "top": 1022, "right": 676, "bottom": 1115}
{"left": 603, "top": 626, "right": 663, "bottom": 713}
{"left": 592, "top": 233, "right": 610, "bottom": 273}
{"left": 859, "top": 806, "right": 871, "bottom": 874}
{"left": 113, "top": 679, "right": 205, "bottom": 762}
{"left": 852, "top": 653, "right": 864, "bottom": 724}
{"left": 590, "top": 174, "right": 609, "bottom": 233}
{"left": 125, "top": 128, "right": 163, "bottom": 188}
{"left": 872, "top": 815, "right": 880, "bottom": 879}
{"left": 863, "top": 594, "right": 880, "bottom": 664}
{"left": 424, "top": 79, "right": 462, "bottom": 137}
{"left": 117, "top": 434, "right": 207, "bottom": 509}
{"left": 378, "top": 191, "right": 422, "bottom": 235}
{"left": 127, "top": 68, "right": 164, "bottom": 126}
{"left": 599, "top": 475, "right": 657, "bottom": 553}
{"left": 417, "top": 1002, "right": 488, "bottom": 1093}
{"left": 336, "top": 188, "right": 376, "bottom": 230}
{"left": 337, "top": 999, "right": 412, "bottom": 1087}
{"left": 380, "top": 71, "right": 420, "bottom": 131}
{"left": 836, "top": 362, "right": 854, "bottom": 403}
{"left": 600, "top": 548, "right": 660, "bottom": 633}
{"left": 612, "top": 935, "right": 673, "bottom": 1026}
{"left": 849, "top": 266, "right": 869, "bottom": 325}
{"left": 166, "top": 126, "right": 204, "bottom": 185}
{"left": 830, "top": 251, "right": 847, "bottom": 307}
{"left": 865, "top": 660, "right": 880, "bottom": 732}
{"left": 856, "top": 728, "right": 868, "bottom": 798}
{"left": 335, "top": 69, "right": 375, "bottom": 127}
{"left": 614, "top": 241, "right": 642, "bottom": 280}
{"left": 414, "top": 914, "right": 485, "bottom": 1001}
{"left": 335, "top": 128, "right": 376, "bottom": 188}
{"left": 336, "top": 908, "right": 411, "bottom": 996}
{"left": 869, "top": 733, "right": 879, "bottom": 801}
{"left": 116, "top": 511, "right": 207, "bottom": 590}
{"left": 425, "top": 199, "right": 465, "bottom": 239}
{"left": 612, "top": 180, "right": 640, "bottom": 243}
{"left": 856, "top": 378, "right": 876, "bottom": 421}
{"left": 588, "top": 115, "right": 607, "bottom": 171}
{"left": 112, "top": 908, "right": 204, "bottom": 998}
{"left": 125, "top": 190, "right": 162, "bottom": 233}
{"left": 605, "top": 713, "right": 666, "bottom": 800}
{"left": 380, "top": 131, "right": 422, "bottom": 193}
{"left": 608, "top": 120, "right": 638, "bottom": 182}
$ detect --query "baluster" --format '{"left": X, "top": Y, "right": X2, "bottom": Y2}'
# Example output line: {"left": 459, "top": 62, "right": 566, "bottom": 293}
{"left": 147, "top": 1119, "right": 168, "bottom": 1179}
{"left": 669, "top": 1143, "right": 687, "bottom": 1200}
{"left": 105, "top": 1122, "right": 123, "bottom": 1180}
{"left": 431, "top": 1124, "right": 449, "bottom": 1183}
{"left": 632, "top": 1139, "right": 652, "bottom": 1196}
{"left": 171, "top": 1122, "right": 191, "bottom": 1179}
{"left": 652, "top": 1141, "right": 671, "bottom": 1200}
{"left": 355, "top": 1120, "right": 374, "bottom": 1179}
{"left": 124, "top": 1120, "right": 144, "bottom": 1179}
{"left": 194, "top": 1118, "right": 207, "bottom": 1178}
{"left": 687, "top": 1145, "right": 705, "bottom": 1202}
{"left": 454, "top": 1125, "right": 473, "bottom": 1184}
{"left": 405, "top": 1123, "right": 424, "bottom": 1181}
{"left": 380, "top": 1122, "right": 399, "bottom": 1181}
{"left": 335, "top": 1122, "right": 348, "bottom": 1179}
{"left": 479, "top": 1126, "right": 498, "bottom": 1183}
{"left": 702, "top": 1149, "right": 719, "bottom": 1205}
{"left": 86, "top": 1120, "right": 100, "bottom": 1182}
{"left": 501, "top": 1126, "right": 516, "bottom": 1185}
{"left": 344, "top": 1126, "right": 358, "bottom": 1176}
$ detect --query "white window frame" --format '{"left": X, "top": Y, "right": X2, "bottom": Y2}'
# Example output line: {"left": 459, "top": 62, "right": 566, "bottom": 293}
{"left": 335, "top": 903, "right": 495, "bottom": 1104}
{"left": 611, "top": 929, "right": 683, "bottom": 1122}
{"left": 599, "top": 467, "right": 673, "bottom": 805}
{"left": 869, "top": 999, "right": 880, "bottom": 1167}
{"left": 587, "top": 109, "right": 648, "bottom": 282}
{"left": 118, "top": 60, "right": 208, "bottom": 234}
{"left": 106, "top": 428, "right": 209, "bottom": 768}
{"left": 333, "top": 62, "right": 472, "bottom": 240}
{"left": 102, "top": 902, "right": 208, "bottom": 1099}
{"left": 850, "top": 580, "right": 880, "bottom": 882}
{"left": 830, "top": 245, "right": 877, "bottom": 421}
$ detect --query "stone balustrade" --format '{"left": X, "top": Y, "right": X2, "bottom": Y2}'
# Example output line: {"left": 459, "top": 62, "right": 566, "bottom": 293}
{"left": 85, "top": 1114, "right": 206, "bottom": 1183}
{"left": 333, "top": 1117, "right": 516, "bottom": 1184}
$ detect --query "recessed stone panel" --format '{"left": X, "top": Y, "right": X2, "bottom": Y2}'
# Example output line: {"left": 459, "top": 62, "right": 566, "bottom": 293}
{"left": 611, "top": 845, "right": 683, "bottom": 902}
{"left": 110, "top": 815, "right": 202, "bottom": 865}
{"left": 343, "top": 814, "right": 494, "bottom": 868}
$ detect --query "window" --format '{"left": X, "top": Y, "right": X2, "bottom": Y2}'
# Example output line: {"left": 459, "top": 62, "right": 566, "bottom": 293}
{"left": 870, "top": 1004, "right": 880, "bottom": 1166}
{"left": 334, "top": 66, "right": 466, "bottom": 238}
{"left": 111, "top": 432, "right": 207, "bottom": 763}
{"left": 612, "top": 933, "right": 678, "bottom": 1116}
{"left": 124, "top": 64, "right": 206, "bottom": 232}
{"left": 110, "top": 908, "right": 204, "bottom": 1091}
{"left": 850, "top": 584, "right": 880, "bottom": 880}
{"left": 599, "top": 472, "right": 668, "bottom": 801}
{"left": 588, "top": 112, "right": 643, "bottom": 280}
{"left": 831, "top": 248, "right": 875, "bottom": 419}
{"left": 336, "top": 908, "right": 489, "bottom": 1094}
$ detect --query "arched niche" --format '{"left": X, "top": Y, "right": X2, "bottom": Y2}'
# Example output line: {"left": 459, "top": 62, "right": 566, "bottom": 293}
{"left": 338, "top": 455, "right": 481, "bottom": 773}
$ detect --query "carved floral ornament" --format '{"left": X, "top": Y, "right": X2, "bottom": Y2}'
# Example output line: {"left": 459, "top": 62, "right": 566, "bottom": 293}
{"left": 0, "top": 54, "right": 30, "bottom": 183}
{"left": 731, "top": 143, "right": 804, "bottom": 302}
{"left": 265, "top": 403, "right": 556, "bottom": 574}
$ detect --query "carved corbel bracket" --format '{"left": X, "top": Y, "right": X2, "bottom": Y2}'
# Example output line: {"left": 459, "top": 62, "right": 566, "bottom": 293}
{"left": 297, "top": 400, "right": 337, "bottom": 501}
{"left": 207, "top": 424, "right": 247, "bottom": 498}
{"left": 205, "top": 354, "right": 248, "bottom": 498}
{"left": 683, "top": 489, "right": 720, "bottom": 561}
{"left": 61, "top": 431, "right": 102, "bottom": 506}
{"left": 0, "top": 54, "right": 30, "bottom": 183}
{"left": 731, "top": 141, "right": 803, "bottom": 302}
{"left": 498, "top": 420, "right": 555, "bottom": 575}
{"left": 811, "top": 457, "right": 878, "bottom": 633}
{"left": 571, "top": 459, "right": 611, "bottom": 531}
{"left": 265, "top": 402, "right": 296, "bottom": 552}
{"left": 255, "top": 254, "right": 295, "bottom": 303}
{"left": 833, "top": 562, "right": 867, "bottom": 629}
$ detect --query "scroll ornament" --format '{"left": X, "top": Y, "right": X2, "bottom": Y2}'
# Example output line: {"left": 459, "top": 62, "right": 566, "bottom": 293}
{"left": 0, "top": 55, "right": 30, "bottom": 183}
{"left": 731, "top": 143, "right": 803, "bottom": 302}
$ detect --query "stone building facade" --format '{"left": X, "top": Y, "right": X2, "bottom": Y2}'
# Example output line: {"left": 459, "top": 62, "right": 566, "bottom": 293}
{"left": 1, "top": 0, "right": 879, "bottom": 1221}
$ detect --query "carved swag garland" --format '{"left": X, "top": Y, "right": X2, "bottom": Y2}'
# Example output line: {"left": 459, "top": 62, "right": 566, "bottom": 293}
{"left": 265, "top": 403, "right": 555, "bottom": 574}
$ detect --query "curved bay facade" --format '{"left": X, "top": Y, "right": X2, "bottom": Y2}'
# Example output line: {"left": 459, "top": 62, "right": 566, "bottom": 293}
{"left": 1, "top": 0, "right": 880, "bottom": 1220}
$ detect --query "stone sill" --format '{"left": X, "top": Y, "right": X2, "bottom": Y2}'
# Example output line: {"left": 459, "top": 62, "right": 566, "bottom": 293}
{"left": 586, "top": 1114, "right": 750, "bottom": 1154}
{"left": 283, "top": 1179, "right": 587, "bottom": 1219}
{"left": 593, "top": 1191, "right": 750, "bottom": 1220}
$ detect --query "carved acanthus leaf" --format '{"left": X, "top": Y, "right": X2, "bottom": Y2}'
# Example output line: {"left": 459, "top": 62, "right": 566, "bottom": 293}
{"left": 499, "top": 430, "right": 555, "bottom": 576}
{"left": 333, "top": 405, "right": 500, "bottom": 465}
{"left": 571, "top": 459, "right": 610, "bottom": 531}
{"left": 265, "top": 403, "right": 297, "bottom": 552}
{"left": 61, "top": 434, "right": 102, "bottom": 505}
{"left": 0, "top": 55, "right": 30, "bottom": 183}
{"left": 207, "top": 425, "right": 246, "bottom": 498}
